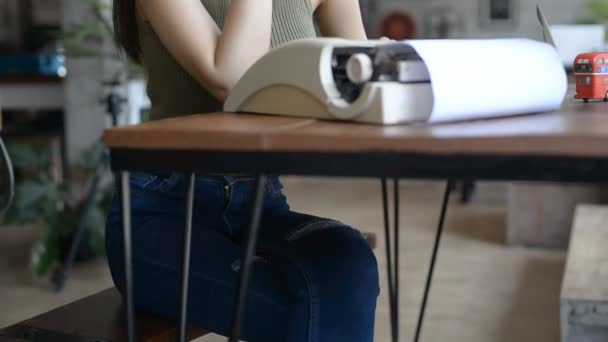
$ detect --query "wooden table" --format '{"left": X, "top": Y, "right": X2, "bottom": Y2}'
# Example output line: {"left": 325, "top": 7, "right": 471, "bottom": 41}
{"left": 105, "top": 98, "right": 608, "bottom": 342}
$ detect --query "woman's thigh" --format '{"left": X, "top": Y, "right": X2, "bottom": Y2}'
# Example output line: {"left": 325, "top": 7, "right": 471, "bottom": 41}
{"left": 258, "top": 211, "right": 380, "bottom": 342}
{"left": 106, "top": 214, "right": 300, "bottom": 341}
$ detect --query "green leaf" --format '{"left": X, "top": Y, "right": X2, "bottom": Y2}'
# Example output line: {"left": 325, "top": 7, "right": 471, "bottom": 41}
{"left": 87, "top": 205, "right": 106, "bottom": 255}
{"left": 586, "top": 0, "right": 608, "bottom": 21}
{"left": 54, "top": 209, "right": 79, "bottom": 238}
{"left": 14, "top": 181, "right": 50, "bottom": 211}
{"left": 5, "top": 143, "right": 49, "bottom": 170}
{"left": 79, "top": 143, "right": 104, "bottom": 170}
{"left": 1, "top": 203, "right": 33, "bottom": 225}
{"left": 30, "top": 227, "right": 59, "bottom": 278}
{"left": 98, "top": 188, "right": 114, "bottom": 213}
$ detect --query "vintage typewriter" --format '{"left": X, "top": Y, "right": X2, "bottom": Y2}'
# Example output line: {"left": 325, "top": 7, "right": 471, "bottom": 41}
{"left": 224, "top": 39, "right": 433, "bottom": 124}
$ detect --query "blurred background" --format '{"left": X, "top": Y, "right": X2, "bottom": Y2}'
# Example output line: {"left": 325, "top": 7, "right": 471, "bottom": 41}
{"left": 0, "top": 0, "right": 607, "bottom": 341}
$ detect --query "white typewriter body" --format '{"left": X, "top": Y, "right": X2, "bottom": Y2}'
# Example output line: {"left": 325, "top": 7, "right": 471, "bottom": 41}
{"left": 224, "top": 38, "right": 434, "bottom": 125}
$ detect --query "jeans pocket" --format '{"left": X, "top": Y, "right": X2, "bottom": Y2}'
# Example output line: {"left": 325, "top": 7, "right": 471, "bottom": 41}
{"left": 130, "top": 172, "right": 181, "bottom": 195}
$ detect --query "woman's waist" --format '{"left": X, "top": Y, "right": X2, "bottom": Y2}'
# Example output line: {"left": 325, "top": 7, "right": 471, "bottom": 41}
{"left": 127, "top": 172, "right": 283, "bottom": 200}
{"left": 130, "top": 172, "right": 267, "bottom": 184}
{"left": 108, "top": 173, "right": 286, "bottom": 219}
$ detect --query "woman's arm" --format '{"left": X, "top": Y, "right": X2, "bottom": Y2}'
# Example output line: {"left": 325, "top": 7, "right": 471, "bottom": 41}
{"left": 314, "top": 0, "right": 367, "bottom": 40}
{"left": 138, "top": 0, "right": 272, "bottom": 101}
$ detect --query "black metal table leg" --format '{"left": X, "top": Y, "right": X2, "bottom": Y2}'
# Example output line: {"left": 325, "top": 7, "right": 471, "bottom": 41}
{"left": 413, "top": 180, "right": 453, "bottom": 342}
{"left": 121, "top": 172, "right": 136, "bottom": 342}
{"left": 178, "top": 174, "right": 196, "bottom": 342}
{"left": 393, "top": 178, "right": 400, "bottom": 340}
{"left": 228, "top": 175, "right": 267, "bottom": 342}
{"left": 381, "top": 178, "right": 395, "bottom": 341}
{"left": 381, "top": 178, "right": 400, "bottom": 342}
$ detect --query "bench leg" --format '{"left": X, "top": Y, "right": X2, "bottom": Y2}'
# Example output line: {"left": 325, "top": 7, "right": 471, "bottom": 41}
{"left": 228, "top": 175, "right": 267, "bottom": 342}
{"left": 413, "top": 180, "right": 452, "bottom": 342}
{"left": 381, "top": 178, "right": 400, "bottom": 342}
{"left": 178, "top": 174, "right": 196, "bottom": 342}
{"left": 120, "top": 172, "right": 136, "bottom": 342}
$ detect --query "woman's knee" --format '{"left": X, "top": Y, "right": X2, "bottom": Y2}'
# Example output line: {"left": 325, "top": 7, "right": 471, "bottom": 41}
{"left": 335, "top": 227, "right": 380, "bottom": 293}
{"left": 293, "top": 224, "right": 380, "bottom": 296}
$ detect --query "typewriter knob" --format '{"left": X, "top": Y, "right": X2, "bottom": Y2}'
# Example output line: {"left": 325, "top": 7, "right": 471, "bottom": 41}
{"left": 346, "top": 53, "right": 374, "bottom": 84}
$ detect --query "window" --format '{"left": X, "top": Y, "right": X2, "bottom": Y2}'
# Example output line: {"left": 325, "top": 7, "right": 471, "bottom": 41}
{"left": 479, "top": 0, "right": 518, "bottom": 27}
{"left": 490, "top": 0, "right": 511, "bottom": 20}
{"left": 578, "top": 77, "right": 591, "bottom": 85}
{"left": 597, "top": 58, "right": 605, "bottom": 64}
{"left": 575, "top": 64, "right": 593, "bottom": 73}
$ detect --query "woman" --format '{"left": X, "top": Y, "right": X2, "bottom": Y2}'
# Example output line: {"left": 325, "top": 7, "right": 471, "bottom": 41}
{"left": 105, "top": 1, "right": 380, "bottom": 341}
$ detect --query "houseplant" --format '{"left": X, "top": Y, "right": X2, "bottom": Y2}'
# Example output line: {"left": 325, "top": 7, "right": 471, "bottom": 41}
{"left": 579, "top": 0, "right": 608, "bottom": 26}
{"left": 0, "top": 0, "right": 130, "bottom": 282}
{"left": 2, "top": 141, "right": 112, "bottom": 279}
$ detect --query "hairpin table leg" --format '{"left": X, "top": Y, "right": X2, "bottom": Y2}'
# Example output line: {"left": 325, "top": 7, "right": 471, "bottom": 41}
{"left": 120, "top": 172, "right": 136, "bottom": 342}
{"left": 381, "top": 178, "right": 400, "bottom": 342}
{"left": 414, "top": 180, "right": 452, "bottom": 342}
{"left": 228, "top": 175, "right": 267, "bottom": 342}
{"left": 393, "top": 178, "right": 400, "bottom": 341}
{"left": 178, "top": 174, "right": 196, "bottom": 342}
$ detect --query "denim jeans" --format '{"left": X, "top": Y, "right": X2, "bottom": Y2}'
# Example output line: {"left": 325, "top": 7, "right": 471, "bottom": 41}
{"left": 105, "top": 174, "right": 379, "bottom": 342}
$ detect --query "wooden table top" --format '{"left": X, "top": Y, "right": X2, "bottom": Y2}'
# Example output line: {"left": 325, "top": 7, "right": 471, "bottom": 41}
{"left": 104, "top": 97, "right": 608, "bottom": 158}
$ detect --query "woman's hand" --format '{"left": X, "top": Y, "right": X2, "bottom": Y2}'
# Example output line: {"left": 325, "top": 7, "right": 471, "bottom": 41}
{"left": 138, "top": 0, "right": 273, "bottom": 101}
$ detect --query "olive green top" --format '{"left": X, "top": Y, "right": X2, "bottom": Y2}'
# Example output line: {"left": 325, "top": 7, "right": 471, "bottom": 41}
{"left": 138, "top": 0, "right": 317, "bottom": 121}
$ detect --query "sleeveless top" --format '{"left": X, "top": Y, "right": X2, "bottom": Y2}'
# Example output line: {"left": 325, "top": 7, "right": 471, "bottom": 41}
{"left": 138, "top": 0, "right": 317, "bottom": 121}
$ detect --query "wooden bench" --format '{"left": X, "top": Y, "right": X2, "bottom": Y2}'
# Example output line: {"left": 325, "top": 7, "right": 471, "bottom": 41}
{"left": 0, "top": 288, "right": 210, "bottom": 342}
{"left": 560, "top": 205, "right": 608, "bottom": 342}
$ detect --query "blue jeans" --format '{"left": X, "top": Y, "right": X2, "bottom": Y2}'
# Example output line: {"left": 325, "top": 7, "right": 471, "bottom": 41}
{"left": 105, "top": 174, "right": 379, "bottom": 342}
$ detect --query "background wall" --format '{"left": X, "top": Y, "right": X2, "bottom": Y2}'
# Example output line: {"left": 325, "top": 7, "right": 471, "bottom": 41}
{"left": 362, "top": 0, "right": 590, "bottom": 39}
{"left": 62, "top": 0, "right": 106, "bottom": 163}
{"left": 62, "top": 0, "right": 131, "bottom": 163}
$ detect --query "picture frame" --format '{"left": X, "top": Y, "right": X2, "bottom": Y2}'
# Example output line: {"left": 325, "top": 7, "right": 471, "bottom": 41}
{"left": 479, "top": 0, "right": 519, "bottom": 28}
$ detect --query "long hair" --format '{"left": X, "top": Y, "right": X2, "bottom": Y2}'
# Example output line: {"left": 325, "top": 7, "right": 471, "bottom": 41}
{"left": 113, "top": 0, "right": 141, "bottom": 63}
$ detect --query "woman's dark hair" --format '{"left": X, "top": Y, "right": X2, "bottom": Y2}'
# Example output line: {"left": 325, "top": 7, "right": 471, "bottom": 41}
{"left": 113, "top": 0, "right": 141, "bottom": 63}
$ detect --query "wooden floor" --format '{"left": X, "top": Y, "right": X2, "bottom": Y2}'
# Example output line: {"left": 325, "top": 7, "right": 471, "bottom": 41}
{"left": 0, "top": 178, "right": 566, "bottom": 341}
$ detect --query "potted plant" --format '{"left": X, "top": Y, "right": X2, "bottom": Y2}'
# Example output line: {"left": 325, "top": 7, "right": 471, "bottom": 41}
{"left": 0, "top": 0, "right": 147, "bottom": 287}
{"left": 2, "top": 141, "right": 113, "bottom": 279}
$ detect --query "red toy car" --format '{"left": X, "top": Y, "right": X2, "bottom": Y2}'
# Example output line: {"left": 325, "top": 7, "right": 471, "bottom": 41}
{"left": 574, "top": 52, "right": 608, "bottom": 102}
